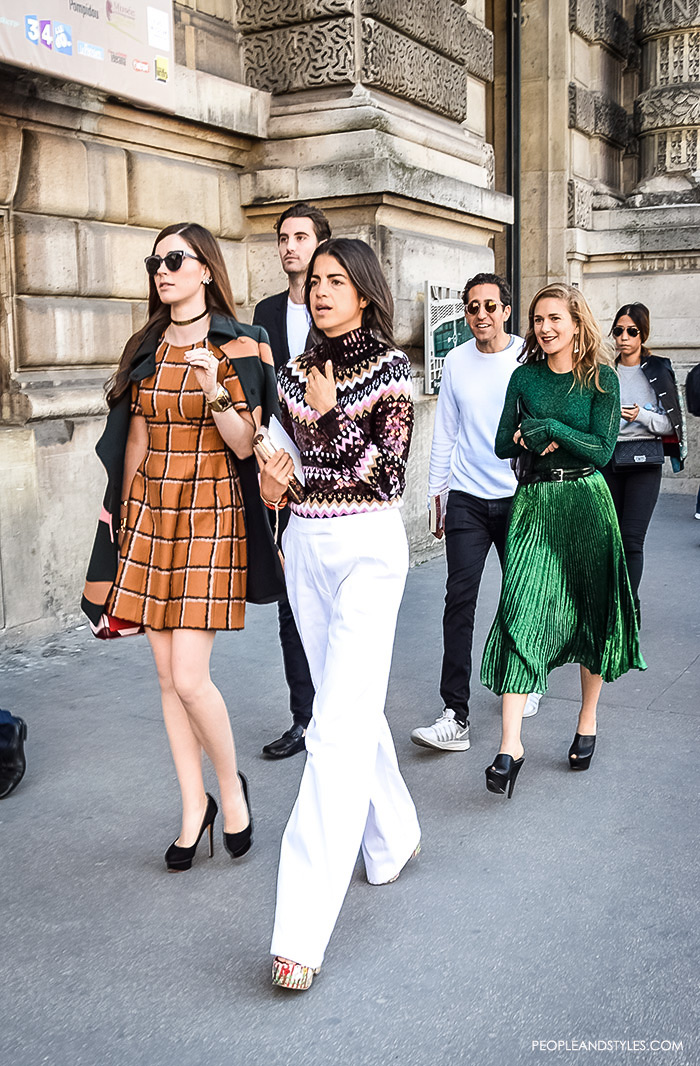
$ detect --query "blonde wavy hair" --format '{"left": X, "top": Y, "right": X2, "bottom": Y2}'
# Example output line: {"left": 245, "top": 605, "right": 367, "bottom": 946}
{"left": 520, "top": 283, "right": 613, "bottom": 391}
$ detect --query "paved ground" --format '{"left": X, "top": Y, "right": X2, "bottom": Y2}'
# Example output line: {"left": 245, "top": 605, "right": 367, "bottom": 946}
{"left": 1, "top": 493, "right": 698, "bottom": 1066}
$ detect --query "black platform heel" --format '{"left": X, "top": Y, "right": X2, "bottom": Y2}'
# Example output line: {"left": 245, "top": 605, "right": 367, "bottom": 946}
{"left": 165, "top": 793, "right": 218, "bottom": 872}
{"left": 568, "top": 733, "right": 596, "bottom": 771}
{"left": 485, "top": 753, "right": 524, "bottom": 799}
{"left": 223, "top": 772, "right": 252, "bottom": 859}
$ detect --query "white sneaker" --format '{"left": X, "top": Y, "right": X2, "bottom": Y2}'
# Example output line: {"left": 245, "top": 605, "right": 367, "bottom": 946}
{"left": 523, "top": 692, "right": 543, "bottom": 718}
{"left": 694, "top": 512, "right": 700, "bottom": 520}
{"left": 410, "top": 708, "right": 470, "bottom": 751}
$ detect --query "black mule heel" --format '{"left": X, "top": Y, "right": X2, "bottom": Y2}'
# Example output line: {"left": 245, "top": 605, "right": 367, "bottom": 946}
{"left": 223, "top": 772, "right": 253, "bottom": 859}
{"left": 485, "top": 753, "right": 524, "bottom": 799}
{"left": 568, "top": 733, "right": 596, "bottom": 771}
{"left": 165, "top": 793, "right": 218, "bottom": 872}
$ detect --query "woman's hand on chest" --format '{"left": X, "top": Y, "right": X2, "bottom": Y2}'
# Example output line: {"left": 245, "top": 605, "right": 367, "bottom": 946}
{"left": 305, "top": 359, "right": 337, "bottom": 416}
{"left": 184, "top": 345, "right": 220, "bottom": 402}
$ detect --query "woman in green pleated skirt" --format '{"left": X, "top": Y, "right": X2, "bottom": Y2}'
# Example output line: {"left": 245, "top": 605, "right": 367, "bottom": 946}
{"left": 480, "top": 284, "right": 645, "bottom": 798}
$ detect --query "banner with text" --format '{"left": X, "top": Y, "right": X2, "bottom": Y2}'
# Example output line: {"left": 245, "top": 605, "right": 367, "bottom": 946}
{"left": 0, "top": 0, "right": 175, "bottom": 112}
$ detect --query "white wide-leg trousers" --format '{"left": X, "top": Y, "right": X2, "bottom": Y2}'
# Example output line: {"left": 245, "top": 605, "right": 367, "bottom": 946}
{"left": 270, "top": 508, "right": 420, "bottom": 970}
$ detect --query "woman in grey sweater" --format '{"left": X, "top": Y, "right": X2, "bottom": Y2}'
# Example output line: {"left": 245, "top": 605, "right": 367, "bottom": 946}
{"left": 602, "top": 302, "right": 685, "bottom": 625}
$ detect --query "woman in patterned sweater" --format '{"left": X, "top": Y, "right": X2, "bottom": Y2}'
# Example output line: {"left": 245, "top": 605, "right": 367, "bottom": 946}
{"left": 259, "top": 238, "right": 421, "bottom": 990}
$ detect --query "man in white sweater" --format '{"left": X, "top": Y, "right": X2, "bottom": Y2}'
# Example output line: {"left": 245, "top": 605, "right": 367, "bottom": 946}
{"left": 411, "top": 273, "right": 539, "bottom": 752}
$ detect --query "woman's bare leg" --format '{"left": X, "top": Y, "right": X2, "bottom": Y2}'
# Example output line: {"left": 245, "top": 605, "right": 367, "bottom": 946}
{"left": 147, "top": 628, "right": 209, "bottom": 846}
{"left": 498, "top": 693, "right": 528, "bottom": 759}
{"left": 169, "top": 629, "right": 248, "bottom": 834}
{"left": 577, "top": 666, "right": 602, "bottom": 735}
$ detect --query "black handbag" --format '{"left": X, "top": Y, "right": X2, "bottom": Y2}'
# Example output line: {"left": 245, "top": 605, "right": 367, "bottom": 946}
{"left": 510, "top": 396, "right": 537, "bottom": 485}
{"left": 610, "top": 437, "right": 664, "bottom": 472}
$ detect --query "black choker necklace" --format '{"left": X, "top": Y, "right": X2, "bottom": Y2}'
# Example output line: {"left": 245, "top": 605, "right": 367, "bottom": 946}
{"left": 171, "top": 308, "right": 208, "bottom": 327}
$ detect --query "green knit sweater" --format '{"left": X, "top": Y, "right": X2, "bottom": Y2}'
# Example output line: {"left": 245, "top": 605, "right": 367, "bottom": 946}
{"left": 494, "top": 361, "right": 620, "bottom": 472}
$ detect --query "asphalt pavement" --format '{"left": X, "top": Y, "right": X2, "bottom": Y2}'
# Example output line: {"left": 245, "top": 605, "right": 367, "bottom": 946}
{"left": 1, "top": 493, "right": 698, "bottom": 1066}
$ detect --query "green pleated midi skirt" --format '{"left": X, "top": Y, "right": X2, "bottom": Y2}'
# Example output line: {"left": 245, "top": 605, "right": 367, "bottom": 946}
{"left": 480, "top": 471, "right": 646, "bottom": 695}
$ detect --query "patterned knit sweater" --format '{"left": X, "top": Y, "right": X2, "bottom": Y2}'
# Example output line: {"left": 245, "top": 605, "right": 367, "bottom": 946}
{"left": 277, "top": 327, "right": 414, "bottom": 518}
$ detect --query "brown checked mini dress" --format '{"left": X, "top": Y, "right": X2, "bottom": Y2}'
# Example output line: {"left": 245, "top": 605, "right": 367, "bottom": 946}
{"left": 108, "top": 338, "right": 249, "bottom": 631}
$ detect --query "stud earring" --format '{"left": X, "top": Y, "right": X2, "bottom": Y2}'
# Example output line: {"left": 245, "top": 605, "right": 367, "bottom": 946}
{"left": 202, "top": 277, "right": 211, "bottom": 286}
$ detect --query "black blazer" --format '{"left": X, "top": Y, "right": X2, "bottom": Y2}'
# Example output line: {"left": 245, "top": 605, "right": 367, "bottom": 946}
{"left": 253, "top": 290, "right": 290, "bottom": 373}
{"left": 253, "top": 289, "right": 315, "bottom": 374}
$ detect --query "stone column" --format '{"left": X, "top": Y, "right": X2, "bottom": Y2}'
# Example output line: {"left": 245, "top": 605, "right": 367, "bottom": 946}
{"left": 236, "top": 0, "right": 512, "bottom": 357}
{"left": 632, "top": 1, "right": 700, "bottom": 204}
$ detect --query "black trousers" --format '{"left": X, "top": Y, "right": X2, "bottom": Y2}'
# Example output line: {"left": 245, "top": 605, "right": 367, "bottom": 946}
{"left": 278, "top": 594, "right": 315, "bottom": 729}
{"left": 440, "top": 490, "right": 513, "bottom": 721}
{"left": 602, "top": 461, "right": 662, "bottom": 602}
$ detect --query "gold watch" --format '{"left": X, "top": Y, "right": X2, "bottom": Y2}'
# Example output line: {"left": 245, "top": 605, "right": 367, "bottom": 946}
{"left": 207, "top": 385, "right": 233, "bottom": 413}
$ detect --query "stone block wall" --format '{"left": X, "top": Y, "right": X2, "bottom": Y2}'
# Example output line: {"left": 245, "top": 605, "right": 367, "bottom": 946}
{"left": 0, "top": 2, "right": 512, "bottom": 643}
{"left": 0, "top": 51, "right": 267, "bottom": 643}
{"left": 520, "top": 0, "right": 699, "bottom": 493}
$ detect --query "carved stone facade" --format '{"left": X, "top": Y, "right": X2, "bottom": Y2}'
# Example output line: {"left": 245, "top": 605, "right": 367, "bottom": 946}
{"left": 2, "top": 1, "right": 698, "bottom": 643}
{"left": 0, "top": 0, "right": 507, "bottom": 642}
{"left": 568, "top": 83, "right": 629, "bottom": 147}
{"left": 569, "top": 0, "right": 630, "bottom": 57}
{"left": 239, "top": 1, "right": 493, "bottom": 122}
{"left": 568, "top": 178, "right": 594, "bottom": 229}
{"left": 634, "top": 2, "right": 700, "bottom": 199}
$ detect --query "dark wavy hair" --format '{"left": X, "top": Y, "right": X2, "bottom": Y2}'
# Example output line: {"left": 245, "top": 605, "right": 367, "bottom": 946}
{"left": 611, "top": 302, "right": 651, "bottom": 362}
{"left": 105, "top": 223, "right": 237, "bottom": 407}
{"left": 275, "top": 201, "right": 331, "bottom": 243}
{"left": 462, "top": 272, "right": 512, "bottom": 308}
{"left": 304, "top": 238, "right": 395, "bottom": 348}
{"left": 520, "top": 283, "right": 612, "bottom": 391}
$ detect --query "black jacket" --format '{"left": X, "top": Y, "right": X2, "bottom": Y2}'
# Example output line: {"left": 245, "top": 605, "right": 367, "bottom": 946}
{"left": 253, "top": 290, "right": 290, "bottom": 373}
{"left": 635, "top": 355, "right": 687, "bottom": 472}
{"left": 81, "top": 315, "right": 286, "bottom": 625}
{"left": 253, "top": 289, "right": 314, "bottom": 373}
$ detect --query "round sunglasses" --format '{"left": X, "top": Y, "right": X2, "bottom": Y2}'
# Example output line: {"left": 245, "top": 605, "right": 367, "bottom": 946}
{"left": 465, "top": 299, "right": 503, "bottom": 315}
{"left": 612, "top": 325, "right": 640, "bottom": 338}
{"left": 144, "top": 250, "right": 201, "bottom": 276}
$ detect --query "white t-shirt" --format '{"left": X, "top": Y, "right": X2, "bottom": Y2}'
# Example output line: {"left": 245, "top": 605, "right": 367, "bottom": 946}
{"left": 428, "top": 335, "right": 524, "bottom": 500}
{"left": 286, "top": 297, "right": 312, "bottom": 359}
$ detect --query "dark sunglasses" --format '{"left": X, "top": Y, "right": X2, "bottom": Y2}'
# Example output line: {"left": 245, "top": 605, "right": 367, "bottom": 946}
{"left": 144, "top": 250, "right": 200, "bottom": 276}
{"left": 466, "top": 299, "right": 503, "bottom": 315}
{"left": 612, "top": 325, "right": 640, "bottom": 338}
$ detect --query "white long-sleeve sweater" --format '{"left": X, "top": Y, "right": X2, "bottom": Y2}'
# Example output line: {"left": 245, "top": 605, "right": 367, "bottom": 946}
{"left": 428, "top": 335, "right": 523, "bottom": 500}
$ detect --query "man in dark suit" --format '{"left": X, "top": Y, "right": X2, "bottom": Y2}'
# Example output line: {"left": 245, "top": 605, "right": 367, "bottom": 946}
{"left": 253, "top": 202, "right": 332, "bottom": 758}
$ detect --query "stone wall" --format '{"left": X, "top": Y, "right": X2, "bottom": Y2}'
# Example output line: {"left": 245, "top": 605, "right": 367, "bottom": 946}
{"left": 521, "top": 0, "right": 699, "bottom": 490}
{"left": 0, "top": 1, "right": 510, "bottom": 644}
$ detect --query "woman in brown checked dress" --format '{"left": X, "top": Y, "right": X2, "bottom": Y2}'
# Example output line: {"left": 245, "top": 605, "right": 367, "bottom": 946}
{"left": 92, "top": 222, "right": 278, "bottom": 871}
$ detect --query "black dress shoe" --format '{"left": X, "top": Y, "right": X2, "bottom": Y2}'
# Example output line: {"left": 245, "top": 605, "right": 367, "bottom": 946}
{"left": 262, "top": 723, "right": 306, "bottom": 760}
{"left": 0, "top": 712, "right": 27, "bottom": 799}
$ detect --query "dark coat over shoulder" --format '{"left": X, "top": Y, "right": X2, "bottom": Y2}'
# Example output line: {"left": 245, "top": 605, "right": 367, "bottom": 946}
{"left": 81, "top": 315, "right": 285, "bottom": 626}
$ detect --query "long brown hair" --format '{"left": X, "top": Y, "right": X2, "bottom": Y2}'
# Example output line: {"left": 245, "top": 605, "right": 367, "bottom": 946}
{"left": 304, "top": 238, "right": 396, "bottom": 348}
{"left": 520, "top": 283, "right": 611, "bottom": 391}
{"left": 611, "top": 302, "right": 651, "bottom": 362}
{"left": 105, "top": 223, "right": 238, "bottom": 407}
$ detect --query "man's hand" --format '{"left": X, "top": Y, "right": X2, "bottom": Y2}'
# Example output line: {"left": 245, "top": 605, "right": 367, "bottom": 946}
{"left": 305, "top": 360, "right": 337, "bottom": 416}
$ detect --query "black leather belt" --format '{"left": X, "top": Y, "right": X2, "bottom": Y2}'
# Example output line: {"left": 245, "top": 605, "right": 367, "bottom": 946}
{"left": 532, "top": 466, "right": 595, "bottom": 483}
